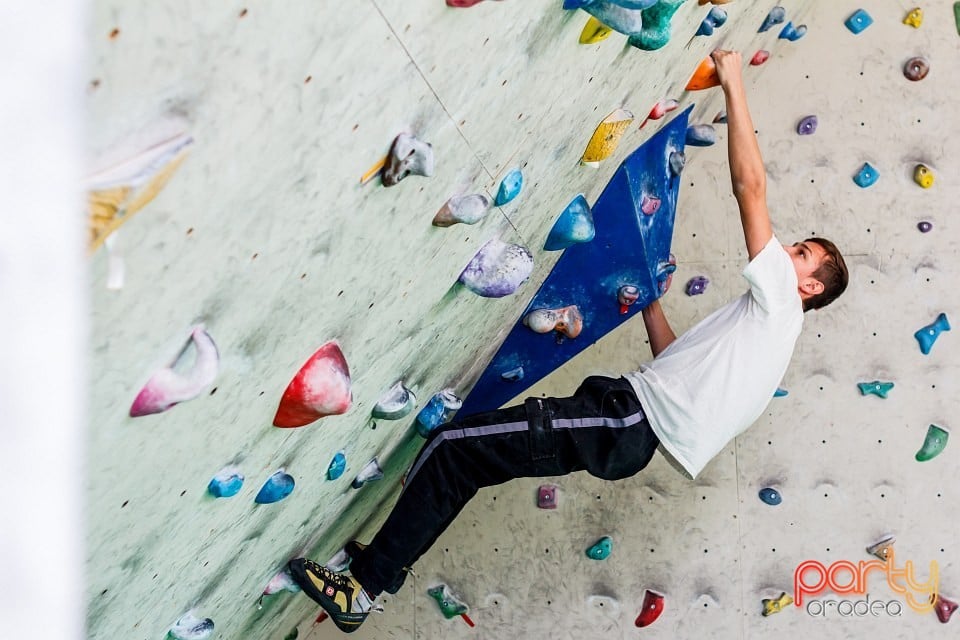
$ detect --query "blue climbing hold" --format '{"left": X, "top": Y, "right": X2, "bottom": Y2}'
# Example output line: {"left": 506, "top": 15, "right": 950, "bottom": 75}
{"left": 759, "top": 487, "right": 782, "bottom": 506}
{"left": 685, "top": 124, "right": 716, "bottom": 147}
{"left": 844, "top": 9, "right": 873, "bottom": 34}
{"left": 495, "top": 168, "right": 523, "bottom": 206}
{"left": 501, "top": 366, "right": 525, "bottom": 382}
{"left": 858, "top": 381, "right": 894, "bottom": 398}
{"left": 774, "top": 387, "right": 788, "bottom": 397}
{"left": 207, "top": 466, "right": 244, "bottom": 498}
{"left": 853, "top": 162, "right": 879, "bottom": 188}
{"left": 415, "top": 389, "right": 462, "bottom": 438}
{"left": 586, "top": 535, "right": 613, "bottom": 560}
{"left": 255, "top": 470, "right": 295, "bottom": 504}
{"left": 327, "top": 451, "right": 347, "bottom": 480}
{"left": 759, "top": 6, "right": 786, "bottom": 32}
{"left": 779, "top": 22, "right": 807, "bottom": 41}
{"left": 696, "top": 6, "right": 727, "bottom": 36}
{"left": 545, "top": 194, "right": 596, "bottom": 251}
{"left": 914, "top": 312, "right": 950, "bottom": 355}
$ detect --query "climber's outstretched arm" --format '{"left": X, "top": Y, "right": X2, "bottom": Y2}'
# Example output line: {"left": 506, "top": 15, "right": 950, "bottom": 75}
{"left": 712, "top": 49, "right": 773, "bottom": 261}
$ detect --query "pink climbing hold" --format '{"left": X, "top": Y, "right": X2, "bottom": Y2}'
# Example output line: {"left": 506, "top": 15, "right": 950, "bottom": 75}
{"left": 641, "top": 193, "right": 661, "bottom": 215}
{"left": 129, "top": 325, "right": 219, "bottom": 417}
{"left": 635, "top": 589, "right": 665, "bottom": 627}
{"left": 750, "top": 50, "right": 770, "bottom": 66}
{"left": 273, "top": 341, "right": 352, "bottom": 428}
{"left": 447, "top": 0, "right": 501, "bottom": 6}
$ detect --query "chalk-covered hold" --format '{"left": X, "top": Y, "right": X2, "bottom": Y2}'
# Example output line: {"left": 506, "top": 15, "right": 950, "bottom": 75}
{"left": 382, "top": 133, "right": 434, "bottom": 187}
{"left": 459, "top": 238, "right": 534, "bottom": 297}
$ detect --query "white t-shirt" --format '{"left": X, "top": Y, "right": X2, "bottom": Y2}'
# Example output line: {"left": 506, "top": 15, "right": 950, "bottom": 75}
{"left": 624, "top": 236, "right": 803, "bottom": 478}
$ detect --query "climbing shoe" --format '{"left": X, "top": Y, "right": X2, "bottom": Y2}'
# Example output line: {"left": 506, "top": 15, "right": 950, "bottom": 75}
{"left": 288, "top": 558, "right": 373, "bottom": 634}
{"left": 341, "top": 540, "right": 410, "bottom": 594}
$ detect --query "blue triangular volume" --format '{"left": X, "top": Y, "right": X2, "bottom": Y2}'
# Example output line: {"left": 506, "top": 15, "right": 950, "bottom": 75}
{"left": 458, "top": 105, "right": 692, "bottom": 417}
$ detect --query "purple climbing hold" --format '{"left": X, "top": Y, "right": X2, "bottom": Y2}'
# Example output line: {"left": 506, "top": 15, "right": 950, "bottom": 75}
{"left": 459, "top": 238, "right": 534, "bottom": 298}
{"left": 685, "top": 275, "right": 709, "bottom": 296}
{"left": 779, "top": 22, "right": 807, "bottom": 41}
{"left": 669, "top": 151, "right": 685, "bottom": 177}
{"left": 759, "top": 6, "right": 786, "bottom": 32}
{"left": 914, "top": 312, "right": 950, "bottom": 355}
{"left": 917, "top": 221, "right": 932, "bottom": 233}
{"left": 796, "top": 115, "right": 818, "bottom": 135}
{"left": 538, "top": 484, "right": 558, "bottom": 509}
{"left": 685, "top": 124, "right": 716, "bottom": 147}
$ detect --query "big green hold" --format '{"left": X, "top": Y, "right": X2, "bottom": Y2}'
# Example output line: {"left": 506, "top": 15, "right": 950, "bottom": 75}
{"left": 915, "top": 424, "right": 949, "bottom": 462}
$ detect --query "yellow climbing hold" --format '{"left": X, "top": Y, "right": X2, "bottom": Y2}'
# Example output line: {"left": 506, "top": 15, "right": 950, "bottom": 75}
{"left": 86, "top": 132, "right": 193, "bottom": 253}
{"left": 579, "top": 16, "right": 613, "bottom": 44}
{"left": 581, "top": 109, "right": 634, "bottom": 164}
{"left": 903, "top": 8, "right": 923, "bottom": 28}
{"left": 761, "top": 592, "right": 793, "bottom": 616}
{"left": 914, "top": 164, "right": 934, "bottom": 188}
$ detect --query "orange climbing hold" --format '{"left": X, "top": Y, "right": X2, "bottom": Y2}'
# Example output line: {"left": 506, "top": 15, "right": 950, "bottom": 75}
{"left": 274, "top": 341, "right": 352, "bottom": 428}
{"left": 685, "top": 56, "right": 720, "bottom": 91}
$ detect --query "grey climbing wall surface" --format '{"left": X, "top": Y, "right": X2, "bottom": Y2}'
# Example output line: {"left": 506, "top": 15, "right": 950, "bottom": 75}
{"left": 84, "top": 1, "right": 959, "bottom": 639}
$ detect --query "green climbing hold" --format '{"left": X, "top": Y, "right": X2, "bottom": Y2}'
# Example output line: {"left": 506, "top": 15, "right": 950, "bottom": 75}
{"left": 629, "top": 0, "right": 689, "bottom": 51}
{"left": 586, "top": 535, "right": 613, "bottom": 560}
{"left": 915, "top": 424, "right": 948, "bottom": 462}
{"left": 857, "top": 380, "right": 894, "bottom": 398}
{"left": 283, "top": 628, "right": 299, "bottom": 640}
{"left": 427, "top": 584, "right": 469, "bottom": 619}
{"left": 954, "top": 2, "right": 960, "bottom": 35}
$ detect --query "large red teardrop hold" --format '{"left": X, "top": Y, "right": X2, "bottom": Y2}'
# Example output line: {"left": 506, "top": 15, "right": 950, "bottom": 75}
{"left": 273, "top": 341, "right": 352, "bottom": 428}
{"left": 635, "top": 589, "right": 665, "bottom": 627}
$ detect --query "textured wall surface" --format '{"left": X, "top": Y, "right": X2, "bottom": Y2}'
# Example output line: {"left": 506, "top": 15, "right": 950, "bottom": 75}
{"left": 85, "top": 2, "right": 958, "bottom": 639}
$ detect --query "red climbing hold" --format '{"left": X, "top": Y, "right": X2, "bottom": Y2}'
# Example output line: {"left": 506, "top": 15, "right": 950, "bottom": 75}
{"left": 750, "top": 50, "right": 770, "bottom": 66}
{"left": 933, "top": 593, "right": 958, "bottom": 623}
{"left": 273, "top": 341, "right": 352, "bottom": 428}
{"left": 635, "top": 589, "right": 665, "bottom": 627}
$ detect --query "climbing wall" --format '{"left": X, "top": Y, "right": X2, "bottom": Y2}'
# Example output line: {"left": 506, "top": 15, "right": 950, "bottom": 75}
{"left": 84, "top": 1, "right": 958, "bottom": 639}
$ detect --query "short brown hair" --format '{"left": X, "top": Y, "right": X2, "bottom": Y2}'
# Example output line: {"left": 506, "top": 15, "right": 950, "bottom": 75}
{"left": 803, "top": 237, "right": 848, "bottom": 311}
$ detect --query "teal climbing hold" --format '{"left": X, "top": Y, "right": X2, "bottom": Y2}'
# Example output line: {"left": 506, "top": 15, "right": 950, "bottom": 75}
{"left": 255, "top": 470, "right": 295, "bottom": 504}
{"left": 372, "top": 381, "right": 417, "bottom": 420}
{"left": 857, "top": 381, "right": 894, "bottom": 398}
{"left": 207, "top": 466, "right": 244, "bottom": 498}
{"left": 759, "top": 487, "right": 782, "bottom": 506}
{"left": 915, "top": 424, "right": 949, "bottom": 462}
{"left": 773, "top": 387, "right": 788, "bottom": 398}
{"left": 586, "top": 535, "right": 613, "bottom": 560}
{"left": 495, "top": 168, "right": 523, "bottom": 206}
{"left": 853, "top": 162, "right": 879, "bottom": 188}
{"left": 167, "top": 613, "right": 214, "bottom": 640}
{"left": 844, "top": 9, "right": 873, "bottom": 34}
{"left": 545, "top": 194, "right": 596, "bottom": 251}
{"left": 628, "top": 0, "right": 688, "bottom": 51}
{"left": 779, "top": 22, "right": 807, "bottom": 41}
{"left": 915, "top": 312, "right": 950, "bottom": 354}
{"left": 327, "top": 451, "right": 347, "bottom": 480}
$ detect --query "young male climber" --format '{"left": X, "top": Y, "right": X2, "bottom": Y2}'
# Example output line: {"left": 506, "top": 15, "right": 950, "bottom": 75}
{"left": 288, "top": 50, "right": 849, "bottom": 633}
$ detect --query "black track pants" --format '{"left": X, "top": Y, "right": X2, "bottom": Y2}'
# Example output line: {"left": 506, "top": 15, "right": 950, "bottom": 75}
{"left": 348, "top": 376, "right": 659, "bottom": 596}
